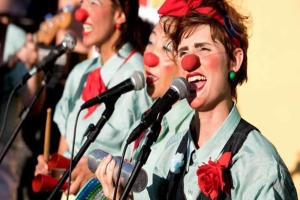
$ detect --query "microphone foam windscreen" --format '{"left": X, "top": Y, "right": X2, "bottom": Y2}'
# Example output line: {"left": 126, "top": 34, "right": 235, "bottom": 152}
{"left": 170, "top": 77, "right": 189, "bottom": 99}
{"left": 131, "top": 71, "right": 145, "bottom": 91}
{"left": 62, "top": 33, "right": 77, "bottom": 51}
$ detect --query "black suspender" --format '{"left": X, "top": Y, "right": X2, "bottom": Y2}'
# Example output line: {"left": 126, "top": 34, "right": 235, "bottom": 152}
{"left": 162, "top": 118, "right": 258, "bottom": 200}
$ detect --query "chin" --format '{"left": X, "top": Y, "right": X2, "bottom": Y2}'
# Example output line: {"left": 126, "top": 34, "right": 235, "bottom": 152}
{"left": 82, "top": 38, "right": 96, "bottom": 48}
{"left": 188, "top": 98, "right": 204, "bottom": 110}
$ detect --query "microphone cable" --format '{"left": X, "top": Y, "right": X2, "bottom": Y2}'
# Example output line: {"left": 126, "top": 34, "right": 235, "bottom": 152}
{"left": 0, "top": 81, "right": 21, "bottom": 142}
{"left": 113, "top": 142, "right": 129, "bottom": 200}
{"left": 66, "top": 107, "right": 83, "bottom": 200}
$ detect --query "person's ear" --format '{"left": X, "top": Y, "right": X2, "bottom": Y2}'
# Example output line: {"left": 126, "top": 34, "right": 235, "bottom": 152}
{"left": 114, "top": 9, "right": 126, "bottom": 25}
{"left": 230, "top": 48, "right": 244, "bottom": 72}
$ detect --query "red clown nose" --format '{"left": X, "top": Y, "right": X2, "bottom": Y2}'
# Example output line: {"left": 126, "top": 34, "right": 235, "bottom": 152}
{"left": 75, "top": 8, "right": 89, "bottom": 23}
{"left": 143, "top": 52, "right": 159, "bottom": 67}
{"left": 181, "top": 54, "right": 200, "bottom": 72}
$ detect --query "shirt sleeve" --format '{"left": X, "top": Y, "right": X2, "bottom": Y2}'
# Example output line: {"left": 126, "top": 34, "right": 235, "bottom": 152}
{"left": 3, "top": 24, "right": 26, "bottom": 62}
{"left": 231, "top": 130, "right": 298, "bottom": 200}
{"left": 53, "top": 68, "right": 75, "bottom": 138}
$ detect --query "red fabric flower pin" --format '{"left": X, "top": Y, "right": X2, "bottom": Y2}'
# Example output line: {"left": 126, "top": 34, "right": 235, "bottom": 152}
{"left": 196, "top": 152, "right": 232, "bottom": 200}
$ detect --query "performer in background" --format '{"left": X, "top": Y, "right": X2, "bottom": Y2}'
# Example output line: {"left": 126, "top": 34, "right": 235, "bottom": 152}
{"left": 0, "top": 0, "right": 45, "bottom": 199}
{"left": 34, "top": 0, "right": 152, "bottom": 196}
{"left": 150, "top": 0, "right": 298, "bottom": 199}
{"left": 95, "top": 21, "right": 194, "bottom": 200}
{"left": 56, "top": 0, "right": 93, "bottom": 57}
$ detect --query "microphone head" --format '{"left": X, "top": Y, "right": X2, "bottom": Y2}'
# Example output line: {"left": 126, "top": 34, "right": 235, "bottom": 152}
{"left": 130, "top": 71, "right": 145, "bottom": 91}
{"left": 170, "top": 77, "right": 189, "bottom": 100}
{"left": 62, "top": 33, "right": 77, "bottom": 51}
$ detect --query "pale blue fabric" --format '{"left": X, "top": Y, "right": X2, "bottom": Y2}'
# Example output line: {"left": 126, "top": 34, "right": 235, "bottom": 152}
{"left": 0, "top": 24, "right": 28, "bottom": 200}
{"left": 153, "top": 105, "right": 298, "bottom": 200}
{"left": 124, "top": 99, "right": 194, "bottom": 200}
{"left": 1, "top": 24, "right": 28, "bottom": 143}
{"left": 53, "top": 43, "right": 153, "bottom": 158}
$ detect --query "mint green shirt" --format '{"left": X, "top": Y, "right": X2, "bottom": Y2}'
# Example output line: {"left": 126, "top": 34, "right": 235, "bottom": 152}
{"left": 0, "top": 24, "right": 27, "bottom": 144}
{"left": 53, "top": 43, "right": 153, "bottom": 158}
{"left": 125, "top": 99, "right": 194, "bottom": 200}
{"left": 153, "top": 105, "right": 297, "bottom": 200}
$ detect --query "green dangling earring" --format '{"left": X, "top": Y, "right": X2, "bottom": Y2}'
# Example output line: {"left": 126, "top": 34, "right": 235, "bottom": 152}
{"left": 228, "top": 71, "right": 236, "bottom": 81}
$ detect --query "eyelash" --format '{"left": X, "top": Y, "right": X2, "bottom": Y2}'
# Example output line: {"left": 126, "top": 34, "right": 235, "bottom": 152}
{"left": 80, "top": 0, "right": 101, "bottom": 5}
{"left": 91, "top": 0, "right": 100, "bottom": 5}
{"left": 196, "top": 47, "right": 210, "bottom": 52}
{"left": 163, "top": 42, "right": 172, "bottom": 52}
{"left": 178, "top": 51, "right": 187, "bottom": 58}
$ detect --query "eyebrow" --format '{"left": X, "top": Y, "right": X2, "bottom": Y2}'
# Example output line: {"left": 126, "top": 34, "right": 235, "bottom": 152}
{"left": 178, "top": 42, "right": 212, "bottom": 52}
{"left": 194, "top": 42, "right": 212, "bottom": 48}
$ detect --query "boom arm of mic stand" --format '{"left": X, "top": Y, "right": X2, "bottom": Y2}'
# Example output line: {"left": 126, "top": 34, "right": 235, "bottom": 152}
{"left": 47, "top": 97, "right": 118, "bottom": 200}
{"left": 120, "top": 107, "right": 168, "bottom": 200}
{"left": 0, "top": 71, "right": 51, "bottom": 164}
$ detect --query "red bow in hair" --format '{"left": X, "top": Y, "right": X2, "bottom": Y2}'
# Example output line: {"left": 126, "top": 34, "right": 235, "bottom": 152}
{"left": 158, "top": 0, "right": 224, "bottom": 24}
{"left": 157, "top": 0, "right": 240, "bottom": 47}
{"left": 82, "top": 68, "right": 107, "bottom": 119}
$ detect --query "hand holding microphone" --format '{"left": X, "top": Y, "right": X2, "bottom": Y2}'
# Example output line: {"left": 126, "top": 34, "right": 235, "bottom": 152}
{"left": 89, "top": 149, "right": 148, "bottom": 193}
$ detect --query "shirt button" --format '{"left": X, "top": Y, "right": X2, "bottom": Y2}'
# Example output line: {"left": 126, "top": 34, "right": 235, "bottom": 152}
{"left": 188, "top": 189, "right": 193, "bottom": 195}
{"left": 192, "top": 154, "right": 197, "bottom": 160}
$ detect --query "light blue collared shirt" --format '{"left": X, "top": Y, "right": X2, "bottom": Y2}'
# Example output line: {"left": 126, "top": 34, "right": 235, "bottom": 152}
{"left": 124, "top": 99, "right": 194, "bottom": 200}
{"left": 0, "top": 24, "right": 27, "bottom": 145}
{"left": 53, "top": 43, "right": 153, "bottom": 158}
{"left": 153, "top": 105, "right": 297, "bottom": 200}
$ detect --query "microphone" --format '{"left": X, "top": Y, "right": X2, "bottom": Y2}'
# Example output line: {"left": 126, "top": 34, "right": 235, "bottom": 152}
{"left": 80, "top": 71, "right": 145, "bottom": 109}
{"left": 17, "top": 33, "right": 76, "bottom": 88}
{"left": 88, "top": 149, "right": 148, "bottom": 193}
{"left": 126, "top": 77, "right": 189, "bottom": 144}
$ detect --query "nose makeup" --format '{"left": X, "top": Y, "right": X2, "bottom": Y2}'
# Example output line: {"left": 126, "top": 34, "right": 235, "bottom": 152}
{"left": 144, "top": 52, "right": 159, "bottom": 67}
{"left": 75, "top": 8, "right": 89, "bottom": 22}
{"left": 181, "top": 54, "right": 200, "bottom": 71}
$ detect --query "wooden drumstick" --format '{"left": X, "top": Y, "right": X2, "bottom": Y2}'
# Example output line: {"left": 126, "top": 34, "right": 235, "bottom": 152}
{"left": 44, "top": 108, "right": 52, "bottom": 162}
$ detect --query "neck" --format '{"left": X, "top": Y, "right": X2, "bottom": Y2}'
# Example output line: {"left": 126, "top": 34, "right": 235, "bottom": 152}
{"left": 192, "top": 99, "right": 233, "bottom": 148}
{"left": 97, "top": 30, "right": 121, "bottom": 64}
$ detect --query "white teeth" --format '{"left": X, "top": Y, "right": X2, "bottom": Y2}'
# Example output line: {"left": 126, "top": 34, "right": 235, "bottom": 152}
{"left": 188, "top": 75, "right": 206, "bottom": 82}
{"left": 83, "top": 24, "right": 93, "bottom": 32}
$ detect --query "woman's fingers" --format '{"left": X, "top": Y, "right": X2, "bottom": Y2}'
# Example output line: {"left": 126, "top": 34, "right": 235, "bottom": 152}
{"left": 34, "top": 154, "right": 49, "bottom": 176}
{"left": 95, "top": 154, "right": 117, "bottom": 199}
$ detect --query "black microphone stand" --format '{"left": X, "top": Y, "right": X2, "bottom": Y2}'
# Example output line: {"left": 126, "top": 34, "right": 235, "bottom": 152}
{"left": 47, "top": 97, "right": 118, "bottom": 200}
{"left": 120, "top": 105, "right": 170, "bottom": 200}
{"left": 0, "top": 70, "right": 51, "bottom": 164}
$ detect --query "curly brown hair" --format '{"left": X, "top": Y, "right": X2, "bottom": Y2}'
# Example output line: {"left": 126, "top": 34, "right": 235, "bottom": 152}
{"left": 161, "top": 0, "right": 250, "bottom": 100}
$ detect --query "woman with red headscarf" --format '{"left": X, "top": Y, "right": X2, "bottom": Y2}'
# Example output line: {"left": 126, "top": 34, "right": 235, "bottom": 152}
{"left": 34, "top": 0, "right": 152, "bottom": 196}
{"left": 151, "top": 0, "right": 297, "bottom": 199}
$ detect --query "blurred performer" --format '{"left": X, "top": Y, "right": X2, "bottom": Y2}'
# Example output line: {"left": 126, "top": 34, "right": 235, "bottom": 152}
{"left": 34, "top": 0, "right": 152, "bottom": 197}
{"left": 56, "top": 0, "right": 94, "bottom": 58}
{"left": 0, "top": 0, "right": 45, "bottom": 199}
{"left": 96, "top": 21, "right": 194, "bottom": 200}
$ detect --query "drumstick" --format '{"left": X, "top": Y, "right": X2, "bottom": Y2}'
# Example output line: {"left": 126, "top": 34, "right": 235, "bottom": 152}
{"left": 44, "top": 108, "right": 52, "bottom": 162}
